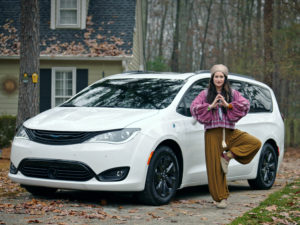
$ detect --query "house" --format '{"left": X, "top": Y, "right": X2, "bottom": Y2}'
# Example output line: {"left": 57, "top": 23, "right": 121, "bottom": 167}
{"left": 0, "top": 0, "right": 144, "bottom": 115}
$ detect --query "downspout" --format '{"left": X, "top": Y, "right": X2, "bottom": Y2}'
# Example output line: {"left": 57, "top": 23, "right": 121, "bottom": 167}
{"left": 122, "top": 59, "right": 129, "bottom": 71}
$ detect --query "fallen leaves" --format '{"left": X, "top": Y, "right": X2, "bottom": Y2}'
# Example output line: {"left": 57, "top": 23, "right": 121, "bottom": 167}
{"left": 27, "top": 219, "right": 40, "bottom": 224}
{"left": 0, "top": 20, "right": 20, "bottom": 56}
{"left": 0, "top": 13, "right": 132, "bottom": 57}
{"left": 0, "top": 161, "right": 25, "bottom": 197}
{"left": 128, "top": 208, "right": 139, "bottom": 213}
{"left": 148, "top": 212, "right": 161, "bottom": 219}
{"left": 265, "top": 205, "right": 277, "bottom": 212}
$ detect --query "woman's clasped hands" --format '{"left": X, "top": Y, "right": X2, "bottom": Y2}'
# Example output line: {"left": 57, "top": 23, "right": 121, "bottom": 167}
{"left": 209, "top": 94, "right": 229, "bottom": 109}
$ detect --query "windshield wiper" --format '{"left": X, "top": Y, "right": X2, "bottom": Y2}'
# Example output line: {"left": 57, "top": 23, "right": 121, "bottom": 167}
{"left": 60, "top": 103, "right": 76, "bottom": 107}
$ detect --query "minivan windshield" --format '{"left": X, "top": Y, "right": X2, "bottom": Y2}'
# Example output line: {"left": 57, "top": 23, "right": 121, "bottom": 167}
{"left": 60, "top": 78, "right": 185, "bottom": 109}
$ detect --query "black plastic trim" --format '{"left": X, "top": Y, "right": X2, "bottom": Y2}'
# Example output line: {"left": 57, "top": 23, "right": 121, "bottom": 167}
{"left": 97, "top": 167, "right": 130, "bottom": 182}
{"left": 18, "top": 158, "right": 96, "bottom": 182}
{"left": 24, "top": 128, "right": 122, "bottom": 145}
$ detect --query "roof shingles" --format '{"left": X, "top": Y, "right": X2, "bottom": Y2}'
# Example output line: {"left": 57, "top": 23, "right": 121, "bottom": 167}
{"left": 0, "top": 0, "right": 136, "bottom": 57}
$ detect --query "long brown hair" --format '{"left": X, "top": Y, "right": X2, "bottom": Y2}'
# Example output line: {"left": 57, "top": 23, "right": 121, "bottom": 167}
{"left": 206, "top": 73, "right": 232, "bottom": 113}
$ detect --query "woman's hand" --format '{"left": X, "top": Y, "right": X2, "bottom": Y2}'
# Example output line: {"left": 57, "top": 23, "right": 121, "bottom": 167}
{"left": 209, "top": 94, "right": 229, "bottom": 109}
{"left": 217, "top": 94, "right": 229, "bottom": 107}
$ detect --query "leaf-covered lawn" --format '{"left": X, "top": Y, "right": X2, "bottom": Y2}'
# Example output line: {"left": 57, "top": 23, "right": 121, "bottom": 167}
{"left": 230, "top": 179, "right": 300, "bottom": 225}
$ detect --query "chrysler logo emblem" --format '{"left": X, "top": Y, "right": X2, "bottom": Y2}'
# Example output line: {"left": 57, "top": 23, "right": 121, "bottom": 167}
{"left": 48, "top": 168, "right": 57, "bottom": 179}
{"left": 50, "top": 134, "right": 61, "bottom": 138}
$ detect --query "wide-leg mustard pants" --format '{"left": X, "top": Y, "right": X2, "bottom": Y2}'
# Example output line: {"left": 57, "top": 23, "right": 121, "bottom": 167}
{"left": 205, "top": 128, "right": 262, "bottom": 202}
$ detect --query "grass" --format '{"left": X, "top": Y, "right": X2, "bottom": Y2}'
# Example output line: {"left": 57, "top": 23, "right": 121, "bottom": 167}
{"left": 230, "top": 179, "right": 300, "bottom": 225}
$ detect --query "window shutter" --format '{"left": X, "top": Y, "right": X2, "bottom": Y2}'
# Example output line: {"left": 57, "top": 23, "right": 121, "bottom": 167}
{"left": 40, "top": 69, "right": 52, "bottom": 112}
{"left": 76, "top": 69, "right": 88, "bottom": 93}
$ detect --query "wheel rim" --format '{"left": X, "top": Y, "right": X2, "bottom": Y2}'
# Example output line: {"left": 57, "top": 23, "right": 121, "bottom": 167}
{"left": 260, "top": 147, "right": 276, "bottom": 186}
{"left": 153, "top": 154, "right": 177, "bottom": 198}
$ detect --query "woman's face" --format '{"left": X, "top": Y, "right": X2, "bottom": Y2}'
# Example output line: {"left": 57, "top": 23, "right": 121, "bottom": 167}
{"left": 213, "top": 72, "right": 225, "bottom": 89}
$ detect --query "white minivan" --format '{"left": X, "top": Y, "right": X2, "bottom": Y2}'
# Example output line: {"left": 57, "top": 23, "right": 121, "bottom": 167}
{"left": 9, "top": 71, "right": 285, "bottom": 205}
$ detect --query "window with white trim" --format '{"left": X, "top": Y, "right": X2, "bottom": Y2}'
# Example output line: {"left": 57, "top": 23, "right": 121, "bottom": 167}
{"left": 51, "top": 0, "right": 87, "bottom": 29}
{"left": 52, "top": 67, "right": 76, "bottom": 107}
{"left": 59, "top": 0, "right": 79, "bottom": 26}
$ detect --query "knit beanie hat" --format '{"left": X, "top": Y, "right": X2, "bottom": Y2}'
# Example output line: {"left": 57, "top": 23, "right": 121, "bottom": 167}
{"left": 210, "top": 64, "right": 229, "bottom": 77}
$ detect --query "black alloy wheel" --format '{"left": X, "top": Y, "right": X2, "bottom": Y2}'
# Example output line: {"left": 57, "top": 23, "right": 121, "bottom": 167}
{"left": 138, "top": 145, "right": 180, "bottom": 205}
{"left": 248, "top": 143, "right": 278, "bottom": 190}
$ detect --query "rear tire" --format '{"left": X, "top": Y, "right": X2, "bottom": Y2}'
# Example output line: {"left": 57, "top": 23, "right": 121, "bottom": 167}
{"left": 248, "top": 143, "right": 278, "bottom": 190}
{"left": 138, "top": 145, "right": 180, "bottom": 205}
{"left": 22, "top": 185, "right": 57, "bottom": 197}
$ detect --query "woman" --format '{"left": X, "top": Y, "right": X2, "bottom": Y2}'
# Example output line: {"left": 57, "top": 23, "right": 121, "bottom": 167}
{"left": 190, "top": 64, "right": 261, "bottom": 209}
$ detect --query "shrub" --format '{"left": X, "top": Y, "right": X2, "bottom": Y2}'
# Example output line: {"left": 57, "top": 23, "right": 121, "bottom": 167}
{"left": 0, "top": 115, "right": 16, "bottom": 148}
{"left": 146, "top": 56, "right": 170, "bottom": 72}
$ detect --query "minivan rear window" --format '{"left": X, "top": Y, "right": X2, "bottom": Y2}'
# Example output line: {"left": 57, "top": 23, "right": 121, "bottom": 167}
{"left": 230, "top": 80, "right": 272, "bottom": 113}
{"left": 243, "top": 83, "right": 272, "bottom": 113}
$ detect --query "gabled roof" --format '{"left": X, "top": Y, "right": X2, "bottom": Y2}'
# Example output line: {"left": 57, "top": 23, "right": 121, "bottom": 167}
{"left": 0, "top": 0, "right": 136, "bottom": 57}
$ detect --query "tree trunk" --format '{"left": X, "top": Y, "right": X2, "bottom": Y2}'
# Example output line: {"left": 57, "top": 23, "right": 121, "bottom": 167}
{"left": 141, "top": 0, "right": 148, "bottom": 65}
{"left": 223, "top": 3, "right": 234, "bottom": 68}
{"left": 246, "top": 0, "right": 254, "bottom": 70}
{"left": 240, "top": 0, "right": 247, "bottom": 68}
{"left": 171, "top": 0, "right": 180, "bottom": 72}
{"left": 200, "top": 0, "right": 213, "bottom": 70}
{"left": 273, "top": 0, "right": 282, "bottom": 109}
{"left": 217, "top": 0, "right": 225, "bottom": 63}
{"left": 17, "top": 0, "right": 40, "bottom": 128}
{"left": 179, "top": 0, "right": 194, "bottom": 72}
{"left": 256, "top": 0, "right": 262, "bottom": 58}
{"left": 236, "top": 0, "right": 241, "bottom": 57}
{"left": 263, "top": 0, "right": 273, "bottom": 88}
{"left": 255, "top": 0, "right": 263, "bottom": 80}
{"left": 158, "top": 0, "right": 168, "bottom": 57}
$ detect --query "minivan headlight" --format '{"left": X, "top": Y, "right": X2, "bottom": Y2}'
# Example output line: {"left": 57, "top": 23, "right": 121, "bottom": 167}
{"left": 15, "top": 125, "right": 29, "bottom": 139}
{"left": 86, "top": 128, "right": 140, "bottom": 143}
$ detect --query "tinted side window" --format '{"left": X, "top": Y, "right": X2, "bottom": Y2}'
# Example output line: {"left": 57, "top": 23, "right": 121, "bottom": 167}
{"left": 229, "top": 80, "right": 244, "bottom": 94}
{"left": 230, "top": 80, "right": 272, "bottom": 113}
{"left": 243, "top": 83, "right": 272, "bottom": 113}
{"left": 177, "top": 79, "right": 209, "bottom": 117}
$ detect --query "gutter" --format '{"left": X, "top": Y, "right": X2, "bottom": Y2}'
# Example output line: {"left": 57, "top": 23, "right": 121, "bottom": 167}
{"left": 0, "top": 55, "right": 133, "bottom": 61}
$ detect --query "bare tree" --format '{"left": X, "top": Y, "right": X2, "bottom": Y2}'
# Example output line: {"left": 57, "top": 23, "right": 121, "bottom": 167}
{"left": 17, "top": 0, "right": 40, "bottom": 128}
{"left": 171, "top": 0, "right": 180, "bottom": 71}
{"left": 158, "top": 0, "right": 169, "bottom": 57}
{"left": 141, "top": 0, "right": 148, "bottom": 65}
{"left": 199, "top": 0, "right": 213, "bottom": 70}
{"left": 263, "top": 0, "right": 273, "bottom": 88}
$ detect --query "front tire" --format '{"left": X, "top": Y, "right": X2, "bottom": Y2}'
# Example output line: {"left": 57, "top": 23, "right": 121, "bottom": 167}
{"left": 138, "top": 145, "right": 180, "bottom": 205}
{"left": 248, "top": 143, "right": 278, "bottom": 189}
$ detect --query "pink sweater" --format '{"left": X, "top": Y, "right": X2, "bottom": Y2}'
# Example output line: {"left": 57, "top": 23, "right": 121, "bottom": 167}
{"left": 190, "top": 89, "right": 250, "bottom": 130}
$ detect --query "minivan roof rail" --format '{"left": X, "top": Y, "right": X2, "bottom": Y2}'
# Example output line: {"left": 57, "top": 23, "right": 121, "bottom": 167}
{"left": 122, "top": 70, "right": 155, "bottom": 74}
{"left": 194, "top": 70, "right": 255, "bottom": 80}
{"left": 229, "top": 73, "right": 255, "bottom": 80}
{"left": 123, "top": 70, "right": 180, "bottom": 74}
{"left": 194, "top": 70, "right": 210, "bottom": 74}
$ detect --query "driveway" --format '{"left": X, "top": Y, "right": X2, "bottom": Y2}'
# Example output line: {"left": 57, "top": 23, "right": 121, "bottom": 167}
{"left": 0, "top": 148, "right": 299, "bottom": 225}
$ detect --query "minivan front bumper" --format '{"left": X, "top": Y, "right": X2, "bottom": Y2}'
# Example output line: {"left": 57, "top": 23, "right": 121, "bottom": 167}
{"left": 9, "top": 132, "right": 155, "bottom": 192}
